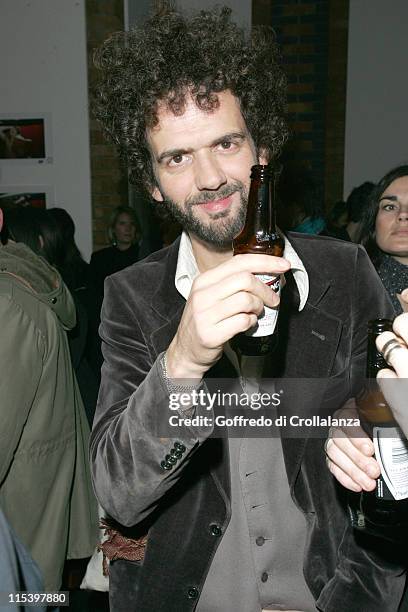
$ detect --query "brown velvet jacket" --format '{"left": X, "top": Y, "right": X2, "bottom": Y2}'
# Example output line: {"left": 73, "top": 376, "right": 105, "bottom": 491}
{"left": 90, "top": 233, "right": 404, "bottom": 612}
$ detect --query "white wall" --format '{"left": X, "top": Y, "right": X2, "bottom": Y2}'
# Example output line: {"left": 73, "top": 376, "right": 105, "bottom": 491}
{"left": 344, "top": 0, "right": 408, "bottom": 197}
{"left": 0, "top": 0, "right": 92, "bottom": 260}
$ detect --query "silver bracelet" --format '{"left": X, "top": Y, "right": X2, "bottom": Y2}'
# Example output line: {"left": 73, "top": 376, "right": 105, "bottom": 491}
{"left": 160, "top": 352, "right": 201, "bottom": 394}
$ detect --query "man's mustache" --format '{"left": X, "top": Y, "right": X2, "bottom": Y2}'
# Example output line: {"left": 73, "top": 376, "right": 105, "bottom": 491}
{"left": 187, "top": 182, "right": 245, "bottom": 207}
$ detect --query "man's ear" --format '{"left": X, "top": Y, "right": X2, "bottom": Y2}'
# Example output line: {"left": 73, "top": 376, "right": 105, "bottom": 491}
{"left": 151, "top": 185, "right": 164, "bottom": 203}
{"left": 258, "top": 147, "right": 269, "bottom": 166}
{"left": 0, "top": 209, "right": 3, "bottom": 232}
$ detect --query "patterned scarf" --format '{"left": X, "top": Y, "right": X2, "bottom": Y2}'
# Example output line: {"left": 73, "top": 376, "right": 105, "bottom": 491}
{"left": 376, "top": 253, "right": 408, "bottom": 314}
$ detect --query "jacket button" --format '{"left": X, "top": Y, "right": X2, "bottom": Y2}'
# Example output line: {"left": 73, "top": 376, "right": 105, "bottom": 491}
{"left": 256, "top": 536, "right": 265, "bottom": 546}
{"left": 160, "top": 460, "right": 172, "bottom": 471}
{"left": 51, "top": 297, "right": 57, "bottom": 304}
{"left": 175, "top": 441, "right": 186, "bottom": 452}
{"left": 261, "top": 572, "right": 268, "bottom": 583}
{"left": 187, "top": 587, "right": 199, "bottom": 599}
{"left": 210, "top": 523, "right": 222, "bottom": 537}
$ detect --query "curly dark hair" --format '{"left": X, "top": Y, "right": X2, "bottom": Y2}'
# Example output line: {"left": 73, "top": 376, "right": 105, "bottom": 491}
{"left": 358, "top": 164, "right": 408, "bottom": 266}
{"left": 92, "top": 4, "right": 288, "bottom": 194}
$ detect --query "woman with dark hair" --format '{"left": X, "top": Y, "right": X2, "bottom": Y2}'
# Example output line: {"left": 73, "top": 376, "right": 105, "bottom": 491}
{"left": 358, "top": 164, "right": 408, "bottom": 313}
{"left": 48, "top": 207, "right": 90, "bottom": 291}
{"left": 90, "top": 205, "right": 140, "bottom": 299}
{"left": 49, "top": 207, "right": 101, "bottom": 424}
{"left": 1, "top": 206, "right": 64, "bottom": 268}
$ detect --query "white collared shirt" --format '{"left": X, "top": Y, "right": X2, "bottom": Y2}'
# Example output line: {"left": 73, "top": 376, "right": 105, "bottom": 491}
{"left": 175, "top": 230, "right": 309, "bottom": 309}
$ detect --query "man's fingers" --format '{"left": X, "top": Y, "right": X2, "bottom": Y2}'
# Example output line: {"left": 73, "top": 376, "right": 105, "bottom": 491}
{"left": 196, "top": 270, "right": 281, "bottom": 309}
{"left": 213, "top": 312, "right": 258, "bottom": 344}
{"left": 195, "top": 253, "right": 291, "bottom": 290}
{"left": 212, "top": 291, "right": 265, "bottom": 323}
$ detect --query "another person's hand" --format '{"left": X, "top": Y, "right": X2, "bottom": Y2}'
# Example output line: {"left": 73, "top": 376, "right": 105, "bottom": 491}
{"left": 397, "top": 287, "right": 408, "bottom": 313}
{"left": 166, "top": 254, "right": 290, "bottom": 380}
{"left": 376, "top": 311, "right": 408, "bottom": 437}
{"left": 324, "top": 398, "right": 380, "bottom": 492}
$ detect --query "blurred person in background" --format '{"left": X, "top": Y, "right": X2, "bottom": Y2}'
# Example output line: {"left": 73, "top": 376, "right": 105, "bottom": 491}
{"left": 0, "top": 206, "right": 98, "bottom": 593}
{"left": 48, "top": 207, "right": 90, "bottom": 292}
{"left": 49, "top": 207, "right": 100, "bottom": 424}
{"left": 358, "top": 165, "right": 408, "bottom": 314}
{"left": 90, "top": 205, "right": 140, "bottom": 300}
{"left": 89, "top": 205, "right": 141, "bottom": 384}
{"left": 345, "top": 181, "right": 374, "bottom": 242}
{"left": 323, "top": 200, "right": 350, "bottom": 241}
{"left": 277, "top": 161, "right": 326, "bottom": 235}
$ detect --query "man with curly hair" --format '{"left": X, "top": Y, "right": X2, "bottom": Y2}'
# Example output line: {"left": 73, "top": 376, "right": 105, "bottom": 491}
{"left": 90, "top": 5, "right": 403, "bottom": 612}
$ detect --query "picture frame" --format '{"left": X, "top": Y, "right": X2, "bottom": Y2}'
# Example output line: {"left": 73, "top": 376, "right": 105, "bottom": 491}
{"left": 0, "top": 113, "right": 53, "bottom": 164}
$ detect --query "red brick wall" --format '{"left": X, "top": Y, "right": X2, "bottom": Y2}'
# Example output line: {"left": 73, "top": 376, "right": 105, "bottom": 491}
{"left": 253, "top": 0, "right": 349, "bottom": 208}
{"left": 86, "top": 0, "right": 129, "bottom": 251}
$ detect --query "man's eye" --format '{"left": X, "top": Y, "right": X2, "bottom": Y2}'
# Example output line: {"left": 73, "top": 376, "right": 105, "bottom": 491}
{"left": 219, "top": 140, "right": 234, "bottom": 150}
{"left": 169, "top": 154, "right": 184, "bottom": 165}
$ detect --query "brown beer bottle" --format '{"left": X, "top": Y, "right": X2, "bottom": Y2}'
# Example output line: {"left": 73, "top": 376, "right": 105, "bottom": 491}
{"left": 232, "top": 164, "right": 284, "bottom": 356}
{"left": 357, "top": 319, "right": 408, "bottom": 524}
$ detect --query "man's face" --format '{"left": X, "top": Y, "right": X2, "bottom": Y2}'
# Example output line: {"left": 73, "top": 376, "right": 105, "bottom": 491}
{"left": 147, "top": 90, "right": 267, "bottom": 248}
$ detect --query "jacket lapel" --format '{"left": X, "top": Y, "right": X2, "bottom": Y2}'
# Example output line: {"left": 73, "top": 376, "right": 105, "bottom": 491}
{"left": 276, "top": 235, "right": 344, "bottom": 488}
{"left": 149, "top": 238, "right": 186, "bottom": 355}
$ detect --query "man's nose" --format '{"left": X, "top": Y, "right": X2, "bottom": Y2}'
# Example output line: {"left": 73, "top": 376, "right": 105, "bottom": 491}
{"left": 194, "top": 152, "right": 227, "bottom": 191}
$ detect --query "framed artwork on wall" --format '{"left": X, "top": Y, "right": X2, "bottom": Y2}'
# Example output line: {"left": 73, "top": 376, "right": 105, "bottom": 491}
{"left": 0, "top": 113, "right": 53, "bottom": 164}
{"left": 0, "top": 186, "right": 54, "bottom": 209}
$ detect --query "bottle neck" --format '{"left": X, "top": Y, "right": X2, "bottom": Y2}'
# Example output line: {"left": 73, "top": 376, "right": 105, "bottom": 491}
{"left": 366, "top": 319, "right": 393, "bottom": 377}
{"left": 245, "top": 177, "right": 277, "bottom": 237}
{"left": 366, "top": 337, "right": 388, "bottom": 378}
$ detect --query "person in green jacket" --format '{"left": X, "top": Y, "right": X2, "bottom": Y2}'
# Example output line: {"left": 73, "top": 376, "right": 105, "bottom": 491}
{"left": 0, "top": 207, "right": 98, "bottom": 592}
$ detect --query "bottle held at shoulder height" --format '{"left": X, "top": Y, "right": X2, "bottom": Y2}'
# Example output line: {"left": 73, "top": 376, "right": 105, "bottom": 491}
{"left": 232, "top": 163, "right": 284, "bottom": 356}
{"left": 357, "top": 318, "right": 408, "bottom": 524}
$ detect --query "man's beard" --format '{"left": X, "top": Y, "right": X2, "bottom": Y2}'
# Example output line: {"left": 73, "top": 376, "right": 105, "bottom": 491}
{"left": 156, "top": 181, "right": 248, "bottom": 249}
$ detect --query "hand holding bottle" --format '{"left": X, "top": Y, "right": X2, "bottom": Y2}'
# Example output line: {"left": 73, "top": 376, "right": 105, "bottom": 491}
{"left": 166, "top": 253, "right": 290, "bottom": 380}
{"left": 376, "top": 311, "right": 408, "bottom": 438}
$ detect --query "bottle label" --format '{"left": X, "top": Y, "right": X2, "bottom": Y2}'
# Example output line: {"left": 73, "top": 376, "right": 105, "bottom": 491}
{"left": 245, "top": 274, "right": 280, "bottom": 338}
{"left": 373, "top": 426, "right": 408, "bottom": 500}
